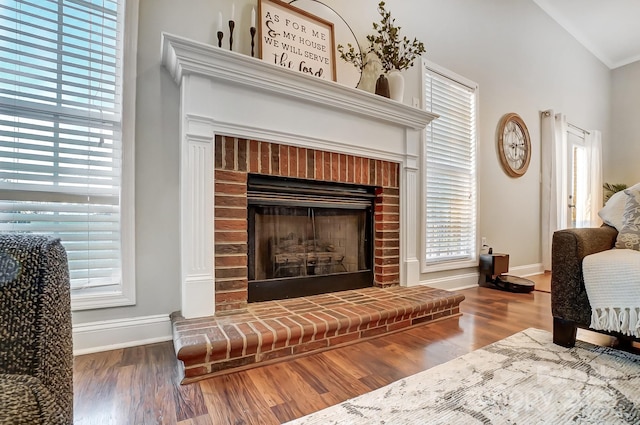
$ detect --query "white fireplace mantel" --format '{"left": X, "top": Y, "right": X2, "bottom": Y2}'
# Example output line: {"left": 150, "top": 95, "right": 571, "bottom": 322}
{"left": 161, "top": 33, "right": 438, "bottom": 319}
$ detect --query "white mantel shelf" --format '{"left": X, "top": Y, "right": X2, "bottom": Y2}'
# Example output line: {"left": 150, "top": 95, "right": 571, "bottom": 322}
{"left": 161, "top": 32, "right": 437, "bottom": 319}
{"left": 161, "top": 33, "right": 436, "bottom": 131}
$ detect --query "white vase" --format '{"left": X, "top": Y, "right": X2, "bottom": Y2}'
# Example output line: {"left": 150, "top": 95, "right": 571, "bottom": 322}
{"left": 387, "top": 70, "right": 404, "bottom": 102}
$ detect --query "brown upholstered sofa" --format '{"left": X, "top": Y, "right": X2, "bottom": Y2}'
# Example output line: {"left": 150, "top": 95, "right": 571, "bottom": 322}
{"left": 0, "top": 234, "right": 73, "bottom": 425}
{"left": 551, "top": 225, "right": 640, "bottom": 348}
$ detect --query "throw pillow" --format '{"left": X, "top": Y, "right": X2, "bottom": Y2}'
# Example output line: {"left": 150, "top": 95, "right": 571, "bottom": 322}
{"left": 599, "top": 181, "right": 640, "bottom": 230}
{"left": 615, "top": 188, "right": 640, "bottom": 250}
{"left": 599, "top": 189, "right": 627, "bottom": 230}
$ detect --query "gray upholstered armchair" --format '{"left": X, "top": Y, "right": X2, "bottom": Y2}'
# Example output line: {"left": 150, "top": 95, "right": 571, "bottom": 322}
{"left": 0, "top": 234, "right": 73, "bottom": 425}
{"left": 550, "top": 225, "right": 640, "bottom": 347}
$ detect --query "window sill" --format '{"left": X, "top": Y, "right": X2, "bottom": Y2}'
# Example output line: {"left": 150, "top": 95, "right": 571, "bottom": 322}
{"left": 422, "top": 257, "right": 478, "bottom": 274}
{"left": 72, "top": 290, "right": 136, "bottom": 311}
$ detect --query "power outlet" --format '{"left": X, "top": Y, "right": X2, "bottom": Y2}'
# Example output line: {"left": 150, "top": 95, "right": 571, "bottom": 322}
{"left": 481, "top": 237, "right": 487, "bottom": 247}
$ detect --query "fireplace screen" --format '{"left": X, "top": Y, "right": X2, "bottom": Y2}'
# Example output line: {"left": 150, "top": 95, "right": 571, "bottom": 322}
{"left": 247, "top": 175, "right": 374, "bottom": 302}
{"left": 252, "top": 207, "right": 367, "bottom": 280}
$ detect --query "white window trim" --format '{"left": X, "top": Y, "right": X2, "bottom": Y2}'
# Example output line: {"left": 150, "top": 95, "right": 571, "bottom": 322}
{"left": 420, "top": 59, "right": 480, "bottom": 274}
{"left": 71, "top": 0, "right": 138, "bottom": 311}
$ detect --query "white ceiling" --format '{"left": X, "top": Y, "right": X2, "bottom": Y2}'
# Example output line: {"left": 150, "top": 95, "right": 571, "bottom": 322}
{"left": 533, "top": 0, "right": 640, "bottom": 69}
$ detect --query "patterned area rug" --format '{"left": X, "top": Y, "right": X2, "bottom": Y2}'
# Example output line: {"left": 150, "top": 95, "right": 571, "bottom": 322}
{"left": 285, "top": 328, "right": 640, "bottom": 424}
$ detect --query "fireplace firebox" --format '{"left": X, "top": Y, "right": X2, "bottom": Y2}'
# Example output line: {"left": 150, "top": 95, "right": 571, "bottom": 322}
{"left": 248, "top": 175, "right": 375, "bottom": 302}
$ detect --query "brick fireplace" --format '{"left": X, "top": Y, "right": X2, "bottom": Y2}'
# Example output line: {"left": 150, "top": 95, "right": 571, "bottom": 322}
{"left": 214, "top": 136, "right": 400, "bottom": 313}
{"left": 160, "top": 34, "right": 468, "bottom": 380}
{"left": 161, "top": 33, "right": 438, "bottom": 319}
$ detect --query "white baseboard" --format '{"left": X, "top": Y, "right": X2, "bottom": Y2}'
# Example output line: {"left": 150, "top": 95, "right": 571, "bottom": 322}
{"left": 72, "top": 314, "right": 173, "bottom": 356}
{"left": 71, "top": 264, "right": 546, "bottom": 356}
{"left": 509, "top": 262, "right": 545, "bottom": 277}
{"left": 418, "top": 263, "right": 545, "bottom": 291}
{"left": 419, "top": 272, "right": 480, "bottom": 291}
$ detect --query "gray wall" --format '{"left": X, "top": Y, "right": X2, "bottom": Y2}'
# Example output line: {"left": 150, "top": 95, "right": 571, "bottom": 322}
{"left": 610, "top": 61, "right": 640, "bottom": 185}
{"left": 73, "top": 0, "right": 615, "bottom": 324}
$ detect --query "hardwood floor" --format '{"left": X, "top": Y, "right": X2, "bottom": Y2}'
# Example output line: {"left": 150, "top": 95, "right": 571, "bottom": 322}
{"left": 73, "top": 280, "right": 608, "bottom": 425}
{"left": 528, "top": 271, "right": 552, "bottom": 292}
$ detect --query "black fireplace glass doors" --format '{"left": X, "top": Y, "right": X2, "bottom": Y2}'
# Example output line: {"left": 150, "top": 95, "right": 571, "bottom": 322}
{"left": 247, "top": 174, "right": 375, "bottom": 302}
{"left": 251, "top": 206, "right": 368, "bottom": 281}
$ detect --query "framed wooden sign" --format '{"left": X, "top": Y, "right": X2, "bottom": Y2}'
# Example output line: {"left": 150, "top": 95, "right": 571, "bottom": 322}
{"left": 258, "top": 0, "right": 336, "bottom": 81}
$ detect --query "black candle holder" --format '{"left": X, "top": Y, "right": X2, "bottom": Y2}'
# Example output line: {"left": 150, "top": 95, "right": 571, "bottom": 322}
{"left": 250, "top": 27, "right": 256, "bottom": 57}
{"left": 228, "top": 20, "right": 235, "bottom": 51}
{"left": 217, "top": 31, "right": 224, "bottom": 48}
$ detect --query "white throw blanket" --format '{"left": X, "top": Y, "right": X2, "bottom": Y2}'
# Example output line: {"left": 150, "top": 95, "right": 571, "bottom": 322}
{"left": 583, "top": 249, "right": 640, "bottom": 337}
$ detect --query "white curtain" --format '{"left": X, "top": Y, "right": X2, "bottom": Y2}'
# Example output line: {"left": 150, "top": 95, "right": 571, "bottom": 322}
{"left": 541, "top": 111, "right": 568, "bottom": 271}
{"left": 541, "top": 111, "right": 603, "bottom": 271}
{"left": 585, "top": 130, "right": 603, "bottom": 226}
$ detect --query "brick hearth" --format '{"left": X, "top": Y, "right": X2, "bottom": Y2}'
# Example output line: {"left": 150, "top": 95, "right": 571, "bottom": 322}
{"left": 172, "top": 285, "right": 464, "bottom": 383}
{"left": 171, "top": 136, "right": 458, "bottom": 382}
{"left": 214, "top": 136, "right": 401, "bottom": 314}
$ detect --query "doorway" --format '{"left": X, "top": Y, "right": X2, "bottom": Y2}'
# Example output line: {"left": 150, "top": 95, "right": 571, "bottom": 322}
{"left": 566, "top": 127, "right": 589, "bottom": 228}
{"left": 541, "top": 110, "right": 603, "bottom": 271}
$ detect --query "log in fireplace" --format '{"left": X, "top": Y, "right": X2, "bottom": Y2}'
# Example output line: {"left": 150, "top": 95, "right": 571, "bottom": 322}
{"left": 247, "top": 174, "right": 375, "bottom": 302}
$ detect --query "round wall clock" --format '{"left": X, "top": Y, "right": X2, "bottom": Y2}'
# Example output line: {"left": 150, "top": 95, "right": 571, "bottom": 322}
{"left": 497, "top": 113, "right": 531, "bottom": 177}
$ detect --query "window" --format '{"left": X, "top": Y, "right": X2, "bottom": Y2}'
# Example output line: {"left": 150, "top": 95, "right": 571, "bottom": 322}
{"left": 0, "top": 0, "right": 136, "bottom": 309}
{"left": 422, "top": 61, "right": 478, "bottom": 271}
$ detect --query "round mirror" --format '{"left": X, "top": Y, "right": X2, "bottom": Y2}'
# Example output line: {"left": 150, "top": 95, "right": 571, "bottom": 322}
{"left": 288, "top": 0, "right": 362, "bottom": 88}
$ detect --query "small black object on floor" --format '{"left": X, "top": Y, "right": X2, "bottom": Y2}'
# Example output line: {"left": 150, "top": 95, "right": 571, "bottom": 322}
{"left": 479, "top": 252, "right": 535, "bottom": 293}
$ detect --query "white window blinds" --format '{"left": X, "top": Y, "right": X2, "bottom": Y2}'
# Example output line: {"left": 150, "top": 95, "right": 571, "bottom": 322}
{"left": 0, "top": 0, "right": 124, "bottom": 293}
{"left": 423, "top": 62, "right": 477, "bottom": 268}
